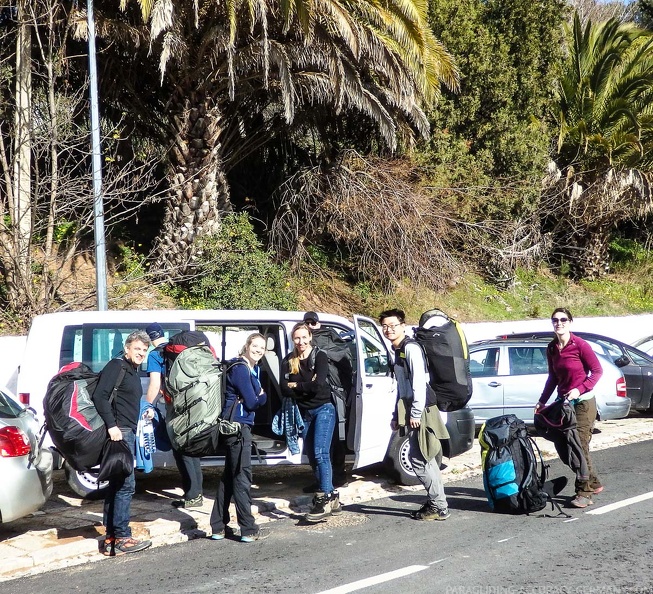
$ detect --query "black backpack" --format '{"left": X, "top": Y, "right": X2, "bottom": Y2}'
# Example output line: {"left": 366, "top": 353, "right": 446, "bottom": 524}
{"left": 43, "top": 362, "right": 125, "bottom": 471}
{"left": 479, "top": 414, "right": 550, "bottom": 514}
{"left": 307, "top": 337, "right": 353, "bottom": 440}
{"left": 399, "top": 308, "right": 473, "bottom": 412}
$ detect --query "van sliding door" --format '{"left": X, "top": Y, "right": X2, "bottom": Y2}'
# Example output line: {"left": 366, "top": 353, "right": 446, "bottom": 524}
{"left": 352, "top": 315, "right": 396, "bottom": 469}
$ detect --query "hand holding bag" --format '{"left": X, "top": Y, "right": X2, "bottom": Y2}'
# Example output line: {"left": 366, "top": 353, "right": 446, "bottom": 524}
{"left": 97, "top": 439, "right": 134, "bottom": 482}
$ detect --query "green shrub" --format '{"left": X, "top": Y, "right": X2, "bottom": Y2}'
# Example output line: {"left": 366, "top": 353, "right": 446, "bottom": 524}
{"left": 174, "top": 213, "right": 297, "bottom": 310}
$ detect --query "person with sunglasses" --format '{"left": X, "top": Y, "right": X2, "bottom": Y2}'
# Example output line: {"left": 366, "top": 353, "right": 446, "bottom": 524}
{"left": 380, "top": 308, "right": 450, "bottom": 521}
{"left": 535, "top": 307, "right": 604, "bottom": 508}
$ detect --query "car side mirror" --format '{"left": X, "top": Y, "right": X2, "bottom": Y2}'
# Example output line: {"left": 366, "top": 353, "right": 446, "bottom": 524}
{"left": 614, "top": 355, "right": 631, "bottom": 368}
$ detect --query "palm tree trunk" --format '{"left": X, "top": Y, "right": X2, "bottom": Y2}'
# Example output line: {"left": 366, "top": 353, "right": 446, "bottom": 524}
{"left": 153, "top": 90, "right": 232, "bottom": 280}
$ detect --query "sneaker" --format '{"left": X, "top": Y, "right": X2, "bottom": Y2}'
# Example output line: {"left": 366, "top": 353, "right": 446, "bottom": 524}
{"left": 209, "top": 526, "right": 236, "bottom": 540}
{"left": 105, "top": 537, "right": 152, "bottom": 556}
{"left": 329, "top": 491, "right": 342, "bottom": 515}
{"left": 411, "top": 503, "right": 450, "bottom": 521}
{"left": 241, "top": 527, "right": 271, "bottom": 543}
{"left": 306, "top": 492, "right": 332, "bottom": 522}
{"left": 570, "top": 495, "right": 594, "bottom": 508}
{"left": 593, "top": 486, "right": 604, "bottom": 495}
{"left": 171, "top": 495, "right": 204, "bottom": 508}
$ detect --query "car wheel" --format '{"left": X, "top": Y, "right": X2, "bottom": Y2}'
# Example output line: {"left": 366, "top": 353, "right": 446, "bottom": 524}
{"left": 384, "top": 431, "right": 443, "bottom": 486}
{"left": 64, "top": 461, "right": 109, "bottom": 499}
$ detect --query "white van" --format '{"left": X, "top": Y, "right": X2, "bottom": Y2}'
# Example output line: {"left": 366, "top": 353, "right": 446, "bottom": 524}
{"left": 17, "top": 310, "right": 475, "bottom": 495}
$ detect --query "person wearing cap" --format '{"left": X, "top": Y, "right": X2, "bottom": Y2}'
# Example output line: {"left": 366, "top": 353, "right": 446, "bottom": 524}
{"left": 145, "top": 323, "right": 204, "bottom": 508}
{"left": 302, "top": 312, "right": 352, "bottom": 490}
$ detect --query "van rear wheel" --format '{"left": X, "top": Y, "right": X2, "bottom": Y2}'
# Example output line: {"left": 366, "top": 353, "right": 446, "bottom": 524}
{"left": 384, "top": 431, "right": 443, "bottom": 486}
{"left": 64, "top": 462, "right": 109, "bottom": 499}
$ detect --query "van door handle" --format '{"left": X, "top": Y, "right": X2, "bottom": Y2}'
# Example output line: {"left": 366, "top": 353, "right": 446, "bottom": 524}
{"left": 487, "top": 382, "right": 502, "bottom": 387}
{"left": 365, "top": 383, "right": 373, "bottom": 389}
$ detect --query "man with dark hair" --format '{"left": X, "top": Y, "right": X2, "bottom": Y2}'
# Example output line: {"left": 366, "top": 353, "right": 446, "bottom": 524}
{"left": 145, "top": 323, "right": 204, "bottom": 508}
{"left": 302, "top": 311, "right": 352, "bottom": 490}
{"left": 94, "top": 330, "right": 153, "bottom": 555}
{"left": 379, "top": 308, "right": 450, "bottom": 521}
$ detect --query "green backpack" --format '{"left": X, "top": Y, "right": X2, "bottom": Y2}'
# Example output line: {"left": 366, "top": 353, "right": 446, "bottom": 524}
{"left": 165, "top": 344, "right": 224, "bottom": 456}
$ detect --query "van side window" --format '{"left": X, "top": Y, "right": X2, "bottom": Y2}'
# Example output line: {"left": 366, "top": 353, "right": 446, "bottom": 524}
{"left": 60, "top": 325, "right": 83, "bottom": 368}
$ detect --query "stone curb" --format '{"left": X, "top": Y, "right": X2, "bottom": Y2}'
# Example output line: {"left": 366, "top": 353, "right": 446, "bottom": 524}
{"left": 1, "top": 416, "right": 651, "bottom": 583}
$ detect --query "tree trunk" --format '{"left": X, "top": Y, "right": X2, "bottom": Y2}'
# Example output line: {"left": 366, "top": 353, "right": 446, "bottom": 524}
{"left": 152, "top": 90, "right": 232, "bottom": 281}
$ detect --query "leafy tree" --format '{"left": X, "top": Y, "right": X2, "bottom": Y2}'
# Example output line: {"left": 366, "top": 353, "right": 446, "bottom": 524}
{"left": 543, "top": 14, "right": 653, "bottom": 278}
{"left": 91, "top": 0, "right": 459, "bottom": 281}
{"left": 422, "top": 0, "right": 566, "bottom": 221}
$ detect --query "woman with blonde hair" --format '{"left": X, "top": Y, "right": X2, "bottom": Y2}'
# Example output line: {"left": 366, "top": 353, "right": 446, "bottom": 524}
{"left": 209, "top": 333, "right": 269, "bottom": 542}
{"left": 281, "top": 322, "right": 341, "bottom": 521}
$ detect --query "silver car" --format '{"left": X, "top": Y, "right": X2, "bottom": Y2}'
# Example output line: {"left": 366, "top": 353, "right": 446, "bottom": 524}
{"left": 0, "top": 387, "right": 53, "bottom": 523}
{"left": 468, "top": 338, "right": 631, "bottom": 426}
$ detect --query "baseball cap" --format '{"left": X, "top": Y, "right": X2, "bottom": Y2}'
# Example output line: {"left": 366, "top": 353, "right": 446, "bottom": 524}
{"left": 303, "top": 311, "right": 319, "bottom": 324}
{"left": 145, "top": 323, "right": 165, "bottom": 342}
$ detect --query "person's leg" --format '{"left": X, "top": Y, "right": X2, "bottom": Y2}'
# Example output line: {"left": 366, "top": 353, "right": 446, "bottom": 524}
{"left": 312, "top": 403, "right": 336, "bottom": 494}
{"left": 407, "top": 429, "right": 448, "bottom": 517}
{"left": 104, "top": 429, "right": 136, "bottom": 539}
{"left": 210, "top": 436, "right": 235, "bottom": 534}
{"left": 172, "top": 450, "right": 203, "bottom": 504}
{"left": 103, "top": 430, "right": 150, "bottom": 554}
{"left": 302, "top": 408, "right": 317, "bottom": 483}
{"left": 231, "top": 425, "right": 258, "bottom": 537}
{"left": 574, "top": 397, "right": 601, "bottom": 498}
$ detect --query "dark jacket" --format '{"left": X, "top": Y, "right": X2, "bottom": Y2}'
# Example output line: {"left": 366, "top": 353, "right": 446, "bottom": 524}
{"left": 223, "top": 359, "right": 267, "bottom": 426}
{"left": 534, "top": 399, "right": 589, "bottom": 481}
{"left": 280, "top": 349, "right": 330, "bottom": 412}
{"left": 93, "top": 357, "right": 142, "bottom": 432}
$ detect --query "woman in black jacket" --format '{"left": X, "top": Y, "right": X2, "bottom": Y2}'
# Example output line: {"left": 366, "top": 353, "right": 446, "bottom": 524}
{"left": 281, "top": 322, "right": 341, "bottom": 522}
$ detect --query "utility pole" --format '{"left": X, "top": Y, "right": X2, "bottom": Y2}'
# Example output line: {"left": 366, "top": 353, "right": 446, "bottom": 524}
{"left": 87, "top": 0, "right": 108, "bottom": 310}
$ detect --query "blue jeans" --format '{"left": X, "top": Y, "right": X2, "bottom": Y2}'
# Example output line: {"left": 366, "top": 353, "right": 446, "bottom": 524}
{"left": 302, "top": 402, "right": 336, "bottom": 494}
{"left": 103, "top": 428, "right": 135, "bottom": 538}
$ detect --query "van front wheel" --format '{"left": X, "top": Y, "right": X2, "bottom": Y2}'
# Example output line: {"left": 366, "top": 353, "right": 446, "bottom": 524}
{"left": 64, "top": 462, "right": 109, "bottom": 499}
{"left": 384, "top": 431, "right": 443, "bottom": 487}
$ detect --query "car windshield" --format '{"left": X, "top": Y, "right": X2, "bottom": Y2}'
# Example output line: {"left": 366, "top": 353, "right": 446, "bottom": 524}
{"left": 0, "top": 388, "right": 24, "bottom": 419}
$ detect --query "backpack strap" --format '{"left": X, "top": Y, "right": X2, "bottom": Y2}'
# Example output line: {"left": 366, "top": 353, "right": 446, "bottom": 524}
{"left": 109, "top": 362, "right": 127, "bottom": 408}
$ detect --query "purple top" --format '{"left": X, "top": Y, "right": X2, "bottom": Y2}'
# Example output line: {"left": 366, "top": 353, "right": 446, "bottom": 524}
{"left": 539, "top": 333, "right": 603, "bottom": 404}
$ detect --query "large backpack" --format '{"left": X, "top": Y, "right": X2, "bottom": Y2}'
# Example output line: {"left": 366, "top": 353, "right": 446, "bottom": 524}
{"left": 309, "top": 330, "right": 354, "bottom": 440}
{"left": 163, "top": 331, "right": 245, "bottom": 456}
{"left": 479, "top": 414, "right": 549, "bottom": 514}
{"left": 43, "top": 362, "right": 125, "bottom": 471}
{"left": 401, "top": 308, "right": 473, "bottom": 412}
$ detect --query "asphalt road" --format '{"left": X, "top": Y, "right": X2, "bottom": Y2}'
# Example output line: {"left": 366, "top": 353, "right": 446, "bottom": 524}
{"left": 3, "top": 440, "right": 652, "bottom": 594}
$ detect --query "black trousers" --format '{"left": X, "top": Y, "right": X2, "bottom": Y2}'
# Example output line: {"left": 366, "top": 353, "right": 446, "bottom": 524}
{"left": 209, "top": 424, "right": 257, "bottom": 537}
{"left": 172, "top": 449, "right": 203, "bottom": 500}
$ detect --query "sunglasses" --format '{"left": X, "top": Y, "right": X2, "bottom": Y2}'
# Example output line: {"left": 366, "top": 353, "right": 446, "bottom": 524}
{"left": 551, "top": 317, "right": 569, "bottom": 324}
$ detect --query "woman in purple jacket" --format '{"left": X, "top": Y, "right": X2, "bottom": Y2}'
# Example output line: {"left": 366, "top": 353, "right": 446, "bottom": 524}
{"left": 536, "top": 308, "right": 604, "bottom": 508}
{"left": 209, "top": 333, "right": 269, "bottom": 542}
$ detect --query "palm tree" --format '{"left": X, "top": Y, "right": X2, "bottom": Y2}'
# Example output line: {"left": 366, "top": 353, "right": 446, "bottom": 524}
{"left": 88, "top": 0, "right": 458, "bottom": 279}
{"left": 544, "top": 13, "right": 653, "bottom": 278}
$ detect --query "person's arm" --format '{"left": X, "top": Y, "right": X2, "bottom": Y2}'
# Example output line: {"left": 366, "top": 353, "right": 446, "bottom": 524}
{"left": 92, "top": 359, "right": 124, "bottom": 441}
{"left": 231, "top": 364, "right": 267, "bottom": 411}
{"left": 405, "top": 343, "right": 427, "bottom": 423}
{"left": 146, "top": 372, "right": 161, "bottom": 405}
{"left": 575, "top": 340, "right": 603, "bottom": 395}
{"left": 280, "top": 359, "right": 295, "bottom": 398}
{"left": 537, "top": 346, "right": 557, "bottom": 409}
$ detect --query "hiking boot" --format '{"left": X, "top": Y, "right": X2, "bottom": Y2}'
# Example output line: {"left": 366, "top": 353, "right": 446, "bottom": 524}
{"left": 329, "top": 491, "right": 342, "bottom": 515}
{"left": 171, "top": 494, "right": 204, "bottom": 508}
{"left": 411, "top": 503, "right": 450, "bottom": 521}
{"left": 105, "top": 537, "right": 152, "bottom": 556}
{"left": 570, "top": 495, "right": 594, "bottom": 508}
{"left": 306, "top": 492, "right": 332, "bottom": 522}
{"left": 241, "top": 527, "right": 271, "bottom": 543}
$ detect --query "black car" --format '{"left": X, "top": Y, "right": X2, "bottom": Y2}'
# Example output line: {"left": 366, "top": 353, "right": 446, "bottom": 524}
{"left": 498, "top": 331, "right": 653, "bottom": 411}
